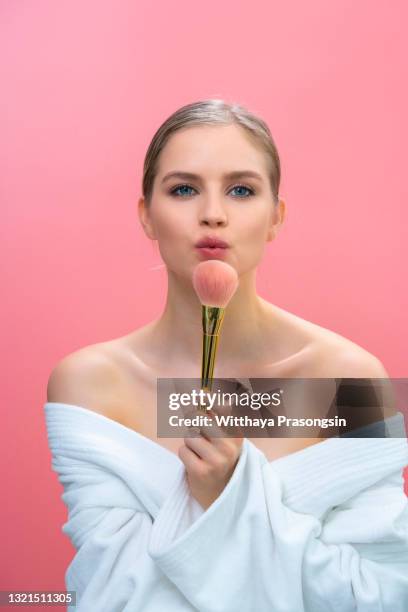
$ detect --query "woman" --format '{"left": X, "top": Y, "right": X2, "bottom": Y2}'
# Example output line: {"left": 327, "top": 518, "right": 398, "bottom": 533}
{"left": 45, "top": 99, "right": 408, "bottom": 611}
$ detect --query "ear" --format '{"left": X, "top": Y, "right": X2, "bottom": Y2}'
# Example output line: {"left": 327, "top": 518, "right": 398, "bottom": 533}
{"left": 267, "top": 197, "right": 286, "bottom": 242}
{"left": 138, "top": 196, "right": 157, "bottom": 240}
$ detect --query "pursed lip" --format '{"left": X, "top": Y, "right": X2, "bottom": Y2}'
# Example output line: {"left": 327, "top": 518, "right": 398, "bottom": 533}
{"left": 195, "top": 235, "right": 230, "bottom": 248}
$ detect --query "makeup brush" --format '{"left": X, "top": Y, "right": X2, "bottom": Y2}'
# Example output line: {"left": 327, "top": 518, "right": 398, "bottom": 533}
{"left": 192, "top": 260, "right": 239, "bottom": 411}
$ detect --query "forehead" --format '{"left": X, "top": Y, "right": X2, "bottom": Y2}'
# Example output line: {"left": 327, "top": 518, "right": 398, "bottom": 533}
{"left": 156, "top": 123, "right": 269, "bottom": 178}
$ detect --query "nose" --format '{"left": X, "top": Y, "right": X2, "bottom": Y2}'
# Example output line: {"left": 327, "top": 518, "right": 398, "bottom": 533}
{"left": 198, "top": 197, "right": 228, "bottom": 228}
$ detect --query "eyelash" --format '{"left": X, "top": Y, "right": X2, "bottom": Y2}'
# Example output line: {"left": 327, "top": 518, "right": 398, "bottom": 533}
{"left": 169, "top": 183, "right": 256, "bottom": 199}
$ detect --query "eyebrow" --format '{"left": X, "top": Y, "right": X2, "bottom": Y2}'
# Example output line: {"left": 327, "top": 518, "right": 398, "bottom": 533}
{"left": 161, "top": 170, "right": 264, "bottom": 184}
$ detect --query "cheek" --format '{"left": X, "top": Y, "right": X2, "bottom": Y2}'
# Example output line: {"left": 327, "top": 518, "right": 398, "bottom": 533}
{"left": 154, "top": 208, "right": 188, "bottom": 242}
{"left": 234, "top": 216, "right": 270, "bottom": 266}
{"left": 241, "top": 214, "right": 271, "bottom": 242}
{"left": 153, "top": 208, "right": 194, "bottom": 267}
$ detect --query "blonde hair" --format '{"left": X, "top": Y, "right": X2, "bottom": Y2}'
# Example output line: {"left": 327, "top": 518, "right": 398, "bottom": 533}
{"left": 142, "top": 98, "right": 281, "bottom": 206}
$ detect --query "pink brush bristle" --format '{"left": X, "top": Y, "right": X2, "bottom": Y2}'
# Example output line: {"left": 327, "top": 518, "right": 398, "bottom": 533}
{"left": 192, "top": 260, "right": 239, "bottom": 308}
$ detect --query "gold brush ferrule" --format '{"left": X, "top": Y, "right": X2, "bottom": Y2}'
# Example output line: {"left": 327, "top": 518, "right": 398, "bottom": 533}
{"left": 200, "top": 304, "right": 226, "bottom": 391}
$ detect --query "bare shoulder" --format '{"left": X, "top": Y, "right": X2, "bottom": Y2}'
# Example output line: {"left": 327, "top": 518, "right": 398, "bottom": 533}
{"left": 289, "top": 313, "right": 397, "bottom": 418}
{"left": 46, "top": 342, "right": 125, "bottom": 420}
{"left": 271, "top": 303, "right": 389, "bottom": 378}
{"left": 312, "top": 331, "right": 389, "bottom": 379}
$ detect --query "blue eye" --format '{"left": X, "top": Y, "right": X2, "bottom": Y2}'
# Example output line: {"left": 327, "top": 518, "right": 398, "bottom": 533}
{"left": 170, "top": 184, "right": 196, "bottom": 197}
{"left": 169, "top": 184, "right": 255, "bottom": 198}
{"left": 230, "top": 185, "right": 255, "bottom": 198}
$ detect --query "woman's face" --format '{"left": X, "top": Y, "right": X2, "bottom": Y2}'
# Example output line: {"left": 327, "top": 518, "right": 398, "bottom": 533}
{"left": 139, "top": 123, "right": 285, "bottom": 281}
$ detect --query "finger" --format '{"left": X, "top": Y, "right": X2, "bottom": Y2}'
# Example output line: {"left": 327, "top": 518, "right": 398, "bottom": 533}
{"left": 184, "top": 432, "right": 243, "bottom": 469}
{"left": 199, "top": 429, "right": 244, "bottom": 460}
{"left": 184, "top": 434, "right": 218, "bottom": 462}
{"left": 178, "top": 443, "right": 204, "bottom": 471}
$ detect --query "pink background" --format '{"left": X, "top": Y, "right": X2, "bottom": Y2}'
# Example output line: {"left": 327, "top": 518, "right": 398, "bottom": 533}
{"left": 2, "top": 0, "right": 407, "bottom": 602}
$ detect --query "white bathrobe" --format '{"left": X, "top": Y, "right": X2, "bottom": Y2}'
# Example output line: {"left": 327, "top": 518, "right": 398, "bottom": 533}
{"left": 44, "top": 402, "right": 408, "bottom": 612}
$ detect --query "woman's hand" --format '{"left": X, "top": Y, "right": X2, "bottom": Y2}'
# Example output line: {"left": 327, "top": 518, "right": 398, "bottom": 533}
{"left": 178, "top": 406, "right": 244, "bottom": 511}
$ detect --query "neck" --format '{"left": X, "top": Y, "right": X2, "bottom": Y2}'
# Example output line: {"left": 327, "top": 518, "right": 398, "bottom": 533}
{"left": 147, "top": 268, "right": 273, "bottom": 373}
